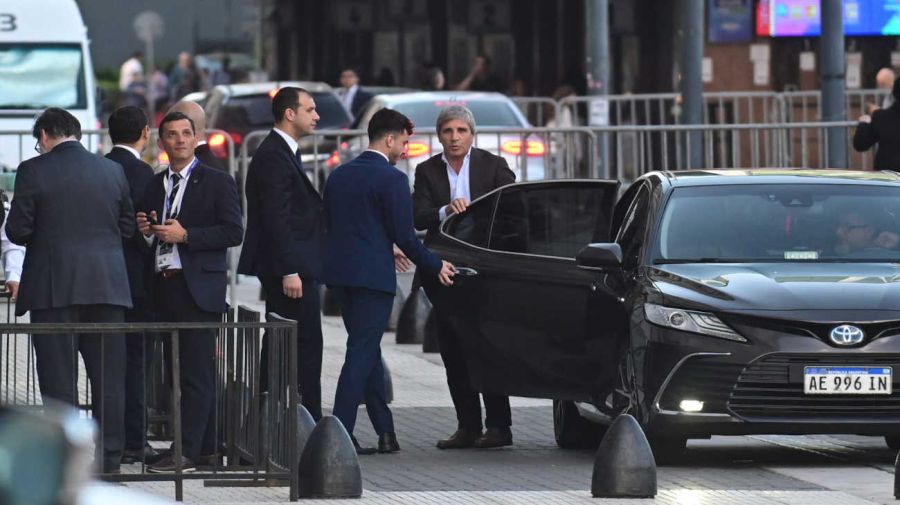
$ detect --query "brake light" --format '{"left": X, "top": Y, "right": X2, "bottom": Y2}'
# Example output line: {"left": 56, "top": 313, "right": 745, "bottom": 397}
{"left": 268, "top": 88, "right": 280, "bottom": 99}
{"left": 501, "top": 140, "right": 547, "bottom": 156}
{"left": 157, "top": 151, "right": 169, "bottom": 165}
{"left": 208, "top": 132, "right": 243, "bottom": 159}
{"left": 406, "top": 142, "right": 430, "bottom": 158}
{"left": 326, "top": 150, "right": 341, "bottom": 169}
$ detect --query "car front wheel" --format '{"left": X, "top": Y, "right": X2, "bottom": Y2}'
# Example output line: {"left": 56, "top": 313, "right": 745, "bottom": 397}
{"left": 553, "top": 400, "right": 606, "bottom": 449}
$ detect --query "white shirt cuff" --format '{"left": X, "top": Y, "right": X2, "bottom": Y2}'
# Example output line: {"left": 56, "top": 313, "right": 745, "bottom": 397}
{"left": 439, "top": 205, "right": 449, "bottom": 221}
{"left": 283, "top": 273, "right": 299, "bottom": 279}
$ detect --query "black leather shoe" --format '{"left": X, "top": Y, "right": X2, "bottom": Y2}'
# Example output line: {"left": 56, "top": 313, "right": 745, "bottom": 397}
{"left": 377, "top": 432, "right": 400, "bottom": 454}
{"left": 351, "top": 435, "right": 377, "bottom": 455}
{"left": 121, "top": 445, "right": 160, "bottom": 464}
{"left": 195, "top": 453, "right": 224, "bottom": 470}
{"left": 474, "top": 427, "right": 513, "bottom": 449}
{"left": 436, "top": 429, "right": 481, "bottom": 450}
{"left": 147, "top": 455, "right": 195, "bottom": 473}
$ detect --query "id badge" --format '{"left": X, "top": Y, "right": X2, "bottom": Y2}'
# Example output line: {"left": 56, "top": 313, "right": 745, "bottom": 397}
{"left": 157, "top": 250, "right": 176, "bottom": 270}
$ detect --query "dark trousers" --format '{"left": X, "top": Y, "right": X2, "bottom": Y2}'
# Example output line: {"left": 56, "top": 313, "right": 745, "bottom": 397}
{"left": 424, "top": 278, "right": 511, "bottom": 432}
{"left": 154, "top": 273, "right": 219, "bottom": 460}
{"left": 258, "top": 275, "right": 323, "bottom": 420}
{"left": 331, "top": 286, "right": 394, "bottom": 437}
{"left": 30, "top": 304, "right": 126, "bottom": 472}
{"left": 124, "top": 298, "right": 154, "bottom": 451}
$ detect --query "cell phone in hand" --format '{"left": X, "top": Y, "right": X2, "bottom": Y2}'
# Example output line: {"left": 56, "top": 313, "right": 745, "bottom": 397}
{"left": 146, "top": 213, "right": 159, "bottom": 226}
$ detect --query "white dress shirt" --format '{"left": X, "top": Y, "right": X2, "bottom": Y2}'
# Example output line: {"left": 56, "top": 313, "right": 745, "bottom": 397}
{"left": 273, "top": 127, "right": 299, "bottom": 155}
{"left": 438, "top": 148, "right": 473, "bottom": 221}
{"left": 113, "top": 144, "right": 142, "bottom": 160}
{"left": 340, "top": 84, "right": 359, "bottom": 114}
{"left": 146, "top": 158, "right": 197, "bottom": 272}
{"left": 365, "top": 149, "right": 389, "bottom": 164}
{"left": 1, "top": 217, "right": 24, "bottom": 283}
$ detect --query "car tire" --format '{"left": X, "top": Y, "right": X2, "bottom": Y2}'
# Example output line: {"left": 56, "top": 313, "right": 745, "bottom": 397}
{"left": 648, "top": 435, "right": 687, "bottom": 465}
{"left": 885, "top": 436, "right": 900, "bottom": 451}
{"left": 553, "top": 400, "right": 606, "bottom": 449}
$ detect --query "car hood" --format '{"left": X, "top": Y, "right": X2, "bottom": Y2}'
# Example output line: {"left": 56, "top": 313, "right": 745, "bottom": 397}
{"left": 649, "top": 263, "right": 900, "bottom": 314}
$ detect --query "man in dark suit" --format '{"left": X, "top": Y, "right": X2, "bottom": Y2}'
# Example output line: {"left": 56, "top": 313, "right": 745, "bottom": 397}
{"left": 238, "top": 86, "right": 326, "bottom": 420}
{"left": 7, "top": 107, "right": 135, "bottom": 473}
{"left": 137, "top": 111, "right": 243, "bottom": 472}
{"left": 324, "top": 108, "right": 456, "bottom": 454}
{"left": 338, "top": 67, "right": 374, "bottom": 117}
{"left": 168, "top": 100, "right": 227, "bottom": 172}
{"left": 412, "top": 105, "right": 516, "bottom": 450}
{"left": 853, "top": 76, "right": 900, "bottom": 170}
{"left": 105, "top": 106, "right": 158, "bottom": 464}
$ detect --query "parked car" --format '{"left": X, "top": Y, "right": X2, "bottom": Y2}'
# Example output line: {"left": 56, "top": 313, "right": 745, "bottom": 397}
{"left": 203, "top": 81, "right": 352, "bottom": 174}
{"left": 334, "top": 91, "right": 546, "bottom": 183}
{"left": 428, "top": 169, "right": 900, "bottom": 461}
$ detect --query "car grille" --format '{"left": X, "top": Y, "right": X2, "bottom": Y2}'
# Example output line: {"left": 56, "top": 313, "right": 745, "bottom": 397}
{"left": 728, "top": 353, "right": 900, "bottom": 420}
{"left": 657, "top": 358, "right": 744, "bottom": 413}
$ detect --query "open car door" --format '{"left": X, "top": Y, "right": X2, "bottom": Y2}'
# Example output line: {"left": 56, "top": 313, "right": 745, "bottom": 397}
{"left": 428, "top": 180, "right": 622, "bottom": 403}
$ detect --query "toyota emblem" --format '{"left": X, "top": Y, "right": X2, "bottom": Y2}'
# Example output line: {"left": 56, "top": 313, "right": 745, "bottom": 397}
{"left": 829, "top": 325, "right": 865, "bottom": 346}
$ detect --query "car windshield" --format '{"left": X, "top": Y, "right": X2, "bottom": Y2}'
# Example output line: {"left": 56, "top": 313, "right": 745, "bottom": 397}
{"left": 0, "top": 43, "right": 86, "bottom": 110}
{"left": 652, "top": 184, "right": 900, "bottom": 263}
{"left": 392, "top": 100, "right": 524, "bottom": 128}
{"left": 220, "top": 91, "right": 351, "bottom": 131}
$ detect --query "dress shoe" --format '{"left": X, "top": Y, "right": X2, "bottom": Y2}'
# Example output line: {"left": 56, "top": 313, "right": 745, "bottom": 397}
{"left": 351, "top": 435, "right": 377, "bottom": 455}
{"left": 436, "top": 429, "right": 481, "bottom": 449}
{"left": 195, "top": 453, "right": 224, "bottom": 470}
{"left": 121, "top": 445, "right": 160, "bottom": 464}
{"left": 147, "top": 455, "right": 196, "bottom": 473}
{"left": 474, "top": 427, "right": 513, "bottom": 449}
{"left": 377, "top": 432, "right": 400, "bottom": 454}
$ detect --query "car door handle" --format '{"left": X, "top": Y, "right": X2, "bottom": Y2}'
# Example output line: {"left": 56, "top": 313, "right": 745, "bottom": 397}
{"left": 455, "top": 267, "right": 479, "bottom": 277}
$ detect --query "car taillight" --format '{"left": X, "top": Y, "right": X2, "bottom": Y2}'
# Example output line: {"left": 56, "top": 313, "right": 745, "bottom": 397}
{"left": 326, "top": 150, "right": 341, "bottom": 169}
{"left": 208, "top": 132, "right": 243, "bottom": 159}
{"left": 406, "top": 142, "right": 430, "bottom": 158}
{"left": 501, "top": 140, "right": 547, "bottom": 156}
{"left": 157, "top": 151, "right": 169, "bottom": 165}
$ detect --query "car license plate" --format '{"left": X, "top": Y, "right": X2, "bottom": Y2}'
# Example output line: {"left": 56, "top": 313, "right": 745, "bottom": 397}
{"left": 803, "top": 366, "right": 892, "bottom": 395}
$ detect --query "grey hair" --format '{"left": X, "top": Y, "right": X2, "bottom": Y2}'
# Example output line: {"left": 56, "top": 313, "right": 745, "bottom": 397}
{"left": 436, "top": 105, "right": 476, "bottom": 134}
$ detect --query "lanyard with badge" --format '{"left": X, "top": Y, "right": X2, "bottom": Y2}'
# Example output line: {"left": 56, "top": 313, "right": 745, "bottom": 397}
{"left": 157, "top": 158, "right": 197, "bottom": 270}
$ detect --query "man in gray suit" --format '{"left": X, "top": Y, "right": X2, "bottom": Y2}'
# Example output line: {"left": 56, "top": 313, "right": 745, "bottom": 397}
{"left": 7, "top": 107, "right": 135, "bottom": 474}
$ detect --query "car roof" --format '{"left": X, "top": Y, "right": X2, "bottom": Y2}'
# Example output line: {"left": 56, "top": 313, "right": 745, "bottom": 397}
{"left": 376, "top": 91, "right": 515, "bottom": 105}
{"left": 212, "top": 81, "right": 335, "bottom": 97}
{"left": 653, "top": 169, "right": 900, "bottom": 187}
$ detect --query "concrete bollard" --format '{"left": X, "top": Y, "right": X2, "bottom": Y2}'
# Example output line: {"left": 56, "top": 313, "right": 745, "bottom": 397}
{"left": 386, "top": 285, "right": 406, "bottom": 332}
{"left": 298, "top": 416, "right": 363, "bottom": 498}
{"left": 591, "top": 414, "right": 657, "bottom": 498}
{"left": 320, "top": 285, "right": 342, "bottom": 316}
{"left": 421, "top": 308, "right": 440, "bottom": 353}
{"left": 395, "top": 287, "right": 432, "bottom": 344}
{"left": 295, "top": 405, "right": 317, "bottom": 464}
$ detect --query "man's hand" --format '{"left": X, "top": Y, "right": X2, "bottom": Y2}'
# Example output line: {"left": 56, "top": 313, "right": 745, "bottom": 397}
{"left": 438, "top": 260, "right": 456, "bottom": 286}
{"left": 859, "top": 114, "right": 873, "bottom": 124}
{"left": 447, "top": 197, "right": 469, "bottom": 216}
{"left": 393, "top": 246, "right": 412, "bottom": 273}
{"left": 867, "top": 102, "right": 880, "bottom": 114}
{"left": 283, "top": 274, "right": 303, "bottom": 299}
{"left": 152, "top": 219, "right": 187, "bottom": 244}
{"left": 5, "top": 281, "right": 18, "bottom": 301}
{"left": 876, "top": 231, "right": 900, "bottom": 249}
{"left": 136, "top": 211, "right": 157, "bottom": 237}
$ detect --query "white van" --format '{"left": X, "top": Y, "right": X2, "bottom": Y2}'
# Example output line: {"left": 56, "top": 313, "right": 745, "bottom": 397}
{"left": 0, "top": 0, "right": 99, "bottom": 173}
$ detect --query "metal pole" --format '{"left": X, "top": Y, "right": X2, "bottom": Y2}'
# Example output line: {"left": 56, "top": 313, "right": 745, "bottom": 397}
{"left": 821, "top": 0, "right": 847, "bottom": 168}
{"left": 680, "top": 0, "right": 704, "bottom": 169}
{"left": 586, "top": 0, "right": 611, "bottom": 179}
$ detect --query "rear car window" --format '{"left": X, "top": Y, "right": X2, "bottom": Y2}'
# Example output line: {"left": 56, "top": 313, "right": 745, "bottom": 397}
{"left": 216, "top": 92, "right": 352, "bottom": 132}
{"left": 392, "top": 100, "right": 524, "bottom": 129}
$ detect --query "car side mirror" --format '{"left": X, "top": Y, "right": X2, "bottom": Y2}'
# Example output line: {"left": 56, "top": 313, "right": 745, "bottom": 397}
{"left": 576, "top": 243, "right": 622, "bottom": 270}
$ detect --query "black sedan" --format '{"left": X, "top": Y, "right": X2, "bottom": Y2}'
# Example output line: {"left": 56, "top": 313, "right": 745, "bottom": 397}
{"left": 428, "top": 169, "right": 900, "bottom": 461}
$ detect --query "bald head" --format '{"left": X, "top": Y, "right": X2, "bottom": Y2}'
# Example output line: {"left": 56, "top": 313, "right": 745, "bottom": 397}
{"left": 877, "top": 67, "right": 896, "bottom": 90}
{"left": 168, "top": 100, "right": 207, "bottom": 137}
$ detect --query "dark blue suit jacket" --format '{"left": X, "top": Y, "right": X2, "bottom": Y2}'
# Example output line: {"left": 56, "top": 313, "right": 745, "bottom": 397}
{"left": 140, "top": 162, "right": 243, "bottom": 313}
{"left": 238, "top": 130, "right": 325, "bottom": 280}
{"left": 323, "top": 151, "right": 442, "bottom": 294}
{"left": 106, "top": 146, "right": 155, "bottom": 301}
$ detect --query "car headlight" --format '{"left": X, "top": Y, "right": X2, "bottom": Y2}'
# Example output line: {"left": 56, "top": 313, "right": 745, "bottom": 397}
{"left": 644, "top": 303, "right": 747, "bottom": 342}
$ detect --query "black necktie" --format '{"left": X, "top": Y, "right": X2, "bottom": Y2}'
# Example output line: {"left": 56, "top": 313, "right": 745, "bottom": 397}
{"left": 166, "top": 172, "right": 182, "bottom": 220}
{"left": 295, "top": 148, "right": 304, "bottom": 170}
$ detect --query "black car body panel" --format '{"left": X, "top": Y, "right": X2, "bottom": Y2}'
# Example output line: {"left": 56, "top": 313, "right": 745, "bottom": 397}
{"left": 433, "top": 169, "right": 900, "bottom": 439}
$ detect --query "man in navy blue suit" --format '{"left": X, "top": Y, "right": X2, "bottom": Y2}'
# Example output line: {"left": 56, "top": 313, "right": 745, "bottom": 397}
{"left": 136, "top": 111, "right": 243, "bottom": 472}
{"left": 324, "top": 109, "right": 456, "bottom": 454}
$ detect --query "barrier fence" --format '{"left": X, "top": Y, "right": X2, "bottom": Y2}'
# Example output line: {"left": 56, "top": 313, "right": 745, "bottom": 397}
{"left": 0, "top": 302, "right": 300, "bottom": 502}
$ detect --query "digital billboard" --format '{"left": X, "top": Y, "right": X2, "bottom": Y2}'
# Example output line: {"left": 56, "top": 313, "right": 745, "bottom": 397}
{"left": 756, "top": 0, "right": 900, "bottom": 36}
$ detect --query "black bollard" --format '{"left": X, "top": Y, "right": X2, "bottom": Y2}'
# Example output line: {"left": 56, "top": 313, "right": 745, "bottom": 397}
{"left": 395, "top": 287, "right": 432, "bottom": 344}
{"left": 591, "top": 414, "right": 657, "bottom": 498}
{"left": 386, "top": 285, "right": 406, "bottom": 332}
{"left": 298, "top": 416, "right": 362, "bottom": 498}
{"left": 894, "top": 449, "right": 900, "bottom": 499}
{"left": 295, "top": 405, "right": 317, "bottom": 464}
{"left": 321, "top": 285, "right": 342, "bottom": 316}
{"left": 422, "top": 308, "right": 440, "bottom": 353}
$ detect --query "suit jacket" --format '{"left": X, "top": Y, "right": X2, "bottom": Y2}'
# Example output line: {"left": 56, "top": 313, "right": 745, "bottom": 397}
{"left": 350, "top": 87, "right": 373, "bottom": 117}
{"left": 106, "top": 146, "right": 155, "bottom": 301}
{"left": 238, "top": 130, "right": 325, "bottom": 280}
{"left": 140, "top": 163, "right": 243, "bottom": 313}
{"left": 195, "top": 143, "right": 227, "bottom": 172}
{"left": 413, "top": 147, "right": 516, "bottom": 242}
{"left": 7, "top": 141, "right": 135, "bottom": 315}
{"left": 323, "top": 151, "right": 442, "bottom": 294}
{"left": 853, "top": 105, "right": 900, "bottom": 170}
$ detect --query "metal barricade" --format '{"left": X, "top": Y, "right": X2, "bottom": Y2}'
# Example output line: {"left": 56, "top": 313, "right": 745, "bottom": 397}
{"left": 510, "top": 96, "right": 559, "bottom": 126}
{"left": 0, "top": 310, "right": 300, "bottom": 502}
